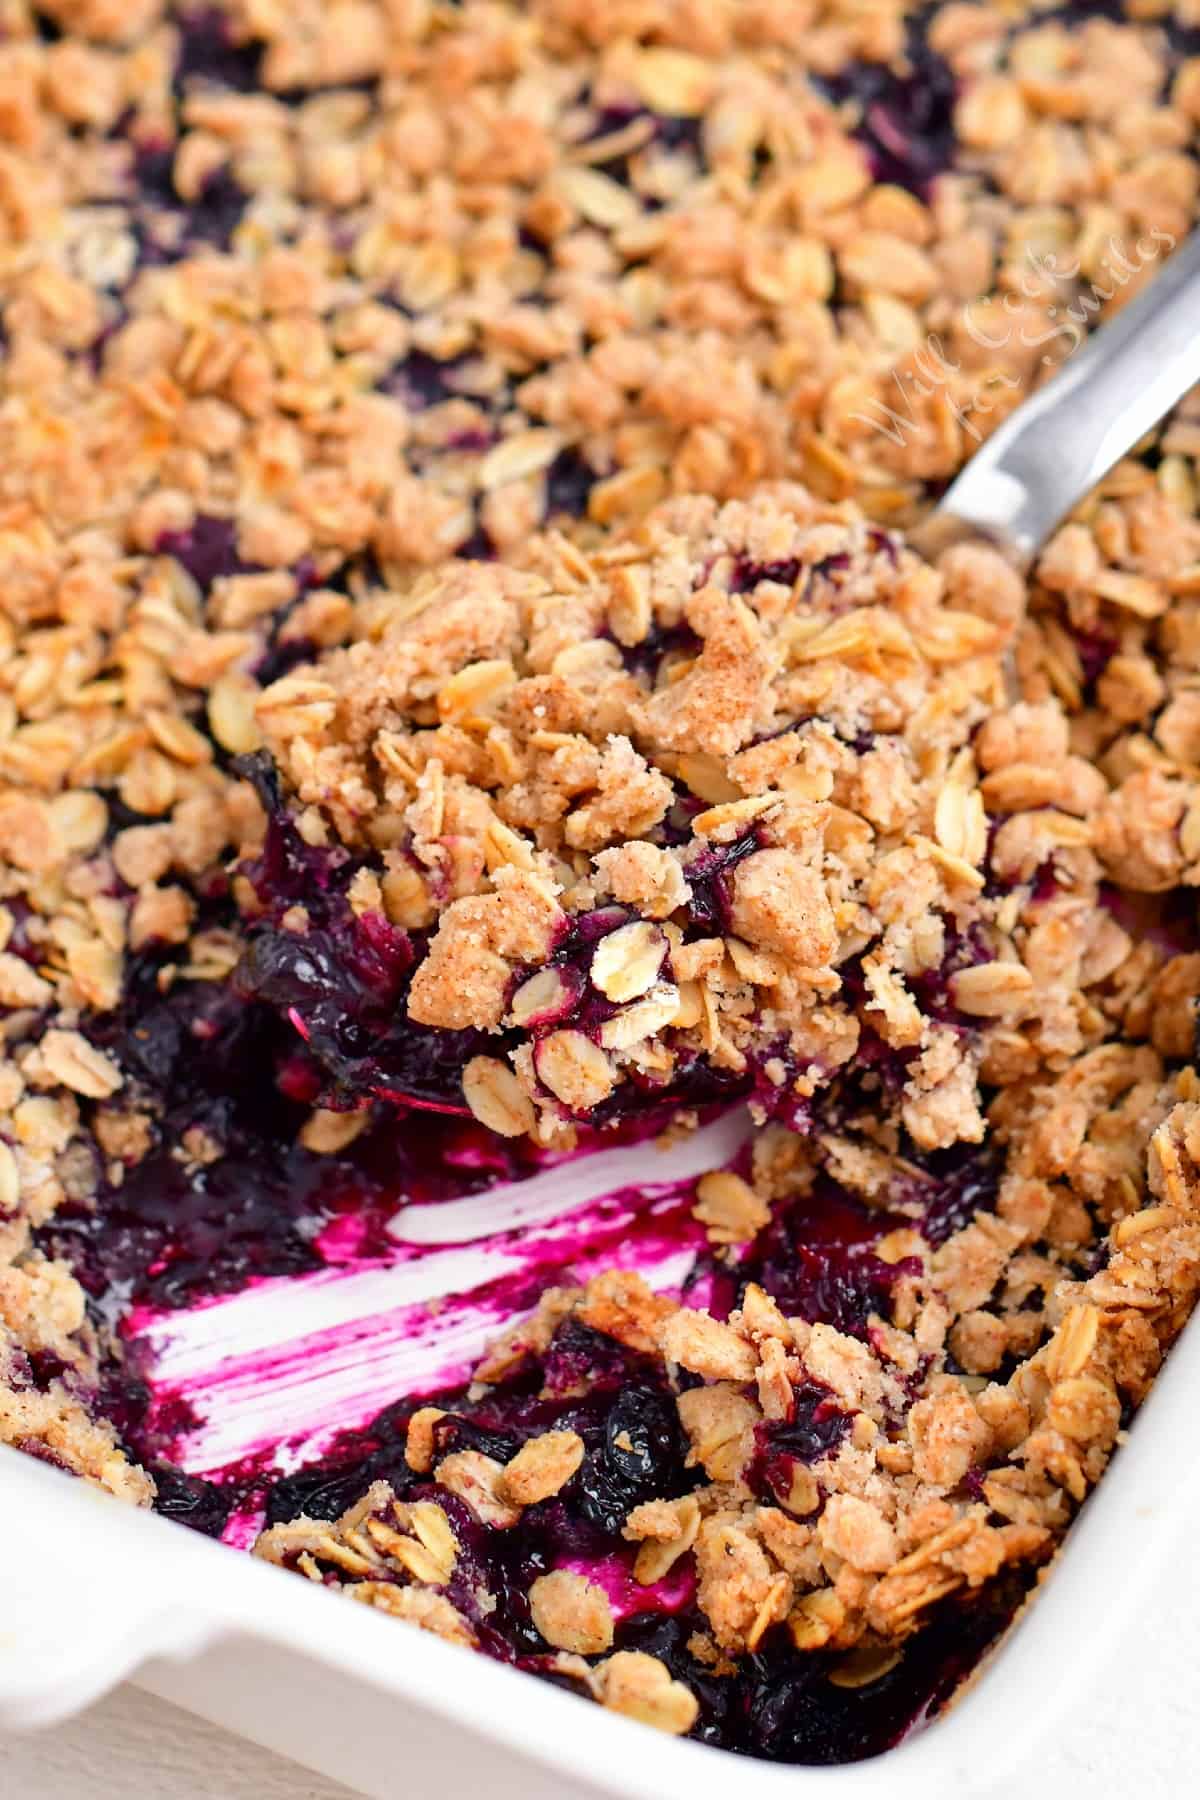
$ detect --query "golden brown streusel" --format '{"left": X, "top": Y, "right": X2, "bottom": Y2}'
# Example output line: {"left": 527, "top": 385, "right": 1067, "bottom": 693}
{"left": 252, "top": 485, "right": 1031, "bottom": 1145}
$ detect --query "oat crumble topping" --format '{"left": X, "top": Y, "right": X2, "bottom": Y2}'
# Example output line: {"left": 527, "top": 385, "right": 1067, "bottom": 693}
{"left": 1, "top": 0, "right": 1200, "bottom": 1764}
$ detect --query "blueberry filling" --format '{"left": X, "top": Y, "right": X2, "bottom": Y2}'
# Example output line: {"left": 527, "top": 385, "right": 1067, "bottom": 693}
{"left": 254, "top": 632, "right": 320, "bottom": 687}
{"left": 740, "top": 1180, "right": 918, "bottom": 1339}
{"left": 156, "top": 515, "right": 253, "bottom": 593}
{"left": 616, "top": 1577, "right": 1027, "bottom": 1765}
{"left": 39, "top": 969, "right": 327, "bottom": 1308}
{"left": 544, "top": 445, "right": 601, "bottom": 520}
{"left": 581, "top": 103, "right": 706, "bottom": 187}
{"left": 37, "top": 933, "right": 532, "bottom": 1314}
{"left": 907, "top": 1142, "right": 1000, "bottom": 1248}
{"left": 819, "top": 14, "right": 958, "bottom": 198}
{"left": 385, "top": 350, "right": 470, "bottom": 411}
{"left": 147, "top": 1465, "right": 235, "bottom": 1539}
{"left": 175, "top": 9, "right": 264, "bottom": 96}
{"left": 1074, "top": 627, "right": 1118, "bottom": 688}
{"left": 748, "top": 1386, "right": 853, "bottom": 1503}
{"left": 908, "top": 921, "right": 993, "bottom": 1025}
{"left": 613, "top": 619, "right": 702, "bottom": 682}
{"left": 682, "top": 827, "right": 763, "bottom": 933}
{"left": 730, "top": 557, "right": 803, "bottom": 594}
{"left": 574, "top": 1384, "right": 696, "bottom": 1535}
{"left": 130, "top": 150, "right": 249, "bottom": 261}
{"left": 232, "top": 766, "right": 498, "bottom": 1111}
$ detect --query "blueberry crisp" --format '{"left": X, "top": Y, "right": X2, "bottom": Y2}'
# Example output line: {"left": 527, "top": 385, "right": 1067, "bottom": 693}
{"left": 3, "top": 0, "right": 1200, "bottom": 1770}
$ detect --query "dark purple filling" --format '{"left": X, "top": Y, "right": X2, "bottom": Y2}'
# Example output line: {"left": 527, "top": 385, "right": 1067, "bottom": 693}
{"left": 540, "top": 1314, "right": 636, "bottom": 1397}
{"left": 908, "top": 921, "right": 993, "bottom": 1024}
{"left": 262, "top": 1322, "right": 698, "bottom": 1665}
{"left": 180, "top": 167, "right": 250, "bottom": 250}
{"left": 740, "top": 1180, "right": 918, "bottom": 1339}
{"left": 572, "top": 1382, "right": 696, "bottom": 1536}
{"left": 254, "top": 632, "right": 320, "bottom": 687}
{"left": 175, "top": 8, "right": 264, "bottom": 95}
{"left": 749, "top": 1073, "right": 814, "bottom": 1136}
{"left": 38, "top": 932, "right": 534, "bottom": 1314}
{"left": 544, "top": 445, "right": 601, "bottom": 521}
{"left": 589, "top": 1051, "right": 751, "bottom": 1130}
{"left": 232, "top": 761, "right": 502, "bottom": 1111}
{"left": 820, "top": 16, "right": 958, "bottom": 198}
{"left": 385, "top": 350, "right": 469, "bottom": 410}
{"left": 156, "top": 515, "right": 252, "bottom": 592}
{"left": 613, "top": 619, "right": 701, "bottom": 682}
{"left": 1074, "top": 628, "right": 1117, "bottom": 688}
{"left": 616, "top": 1584, "right": 1027, "bottom": 1765}
{"left": 728, "top": 542, "right": 891, "bottom": 605}
{"left": 1055, "top": 0, "right": 1127, "bottom": 22}
{"left": 131, "top": 151, "right": 249, "bottom": 259}
{"left": 40, "top": 968, "right": 323, "bottom": 1307}
{"left": 0, "top": 898, "right": 43, "bottom": 968}
{"left": 1029, "top": 859, "right": 1063, "bottom": 905}
{"left": 456, "top": 521, "right": 499, "bottom": 561}
{"left": 24, "top": 1346, "right": 72, "bottom": 1388}
{"left": 147, "top": 1464, "right": 235, "bottom": 1538}
{"left": 731, "top": 557, "right": 803, "bottom": 594}
{"left": 906, "top": 1142, "right": 999, "bottom": 1247}
{"left": 682, "top": 826, "right": 763, "bottom": 933}
{"left": 748, "top": 1386, "right": 853, "bottom": 1505}
{"left": 523, "top": 905, "right": 649, "bottom": 1034}
{"left": 580, "top": 104, "right": 706, "bottom": 188}
{"left": 233, "top": 899, "right": 487, "bottom": 1113}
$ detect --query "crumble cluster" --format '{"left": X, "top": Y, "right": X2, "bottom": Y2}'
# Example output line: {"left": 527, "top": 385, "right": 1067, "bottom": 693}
{"left": 0, "top": 0, "right": 1197, "bottom": 1754}
{"left": 253, "top": 485, "right": 1027, "bottom": 1148}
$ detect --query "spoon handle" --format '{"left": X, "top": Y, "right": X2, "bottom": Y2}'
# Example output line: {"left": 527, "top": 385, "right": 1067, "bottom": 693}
{"left": 929, "top": 227, "right": 1200, "bottom": 565}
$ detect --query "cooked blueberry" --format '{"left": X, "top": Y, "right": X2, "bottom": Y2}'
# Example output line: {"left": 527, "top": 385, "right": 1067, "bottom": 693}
{"left": 150, "top": 1466, "right": 235, "bottom": 1538}
{"left": 682, "top": 827, "right": 762, "bottom": 933}
{"left": 540, "top": 1318, "right": 633, "bottom": 1396}
{"left": 741, "top": 1182, "right": 917, "bottom": 1339}
{"left": 431, "top": 1412, "right": 525, "bottom": 1466}
{"left": 612, "top": 618, "right": 700, "bottom": 682}
{"left": 387, "top": 350, "right": 465, "bottom": 410}
{"left": 176, "top": 9, "right": 264, "bottom": 94}
{"left": 544, "top": 446, "right": 599, "bottom": 520}
{"left": 185, "top": 167, "right": 249, "bottom": 249}
{"left": 263, "top": 1449, "right": 415, "bottom": 1526}
{"left": 156, "top": 514, "right": 247, "bottom": 592}
{"left": 826, "top": 47, "right": 957, "bottom": 196}
{"left": 730, "top": 557, "right": 802, "bottom": 593}
{"left": 576, "top": 1385, "right": 695, "bottom": 1535}
{"left": 909, "top": 1144, "right": 1000, "bottom": 1248}
{"left": 752, "top": 1385, "right": 853, "bottom": 1483}
{"left": 1075, "top": 628, "right": 1117, "bottom": 686}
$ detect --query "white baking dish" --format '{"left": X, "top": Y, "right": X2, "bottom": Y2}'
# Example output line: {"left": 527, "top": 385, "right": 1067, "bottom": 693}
{"left": 1, "top": 1289, "right": 1197, "bottom": 1800}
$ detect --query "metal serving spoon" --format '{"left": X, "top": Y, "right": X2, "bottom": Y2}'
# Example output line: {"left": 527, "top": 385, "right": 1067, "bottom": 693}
{"left": 912, "top": 226, "right": 1200, "bottom": 567}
